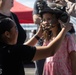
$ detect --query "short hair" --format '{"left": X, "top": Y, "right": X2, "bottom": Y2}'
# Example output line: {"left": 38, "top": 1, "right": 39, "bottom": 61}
{"left": 0, "top": 18, "right": 15, "bottom": 35}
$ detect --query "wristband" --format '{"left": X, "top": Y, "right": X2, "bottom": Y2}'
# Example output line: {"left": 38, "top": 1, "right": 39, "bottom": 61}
{"left": 35, "top": 35, "right": 40, "bottom": 40}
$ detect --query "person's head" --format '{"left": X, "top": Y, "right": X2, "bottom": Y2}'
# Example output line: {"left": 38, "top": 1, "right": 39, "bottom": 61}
{"left": 42, "top": 12, "right": 61, "bottom": 39}
{"left": 0, "top": 0, "right": 14, "bottom": 9}
{"left": 41, "top": 12, "right": 59, "bottom": 29}
{"left": 40, "top": 7, "right": 61, "bottom": 40}
{"left": 0, "top": 18, "right": 18, "bottom": 45}
{"left": 40, "top": 6, "right": 61, "bottom": 30}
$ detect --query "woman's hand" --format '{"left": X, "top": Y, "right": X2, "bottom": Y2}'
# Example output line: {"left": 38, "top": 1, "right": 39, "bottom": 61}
{"left": 58, "top": 16, "right": 72, "bottom": 32}
{"left": 36, "top": 23, "right": 44, "bottom": 37}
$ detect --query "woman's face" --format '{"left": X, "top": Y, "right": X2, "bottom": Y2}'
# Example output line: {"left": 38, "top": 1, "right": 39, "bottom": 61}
{"left": 2, "top": 0, "right": 14, "bottom": 9}
{"left": 42, "top": 13, "right": 58, "bottom": 30}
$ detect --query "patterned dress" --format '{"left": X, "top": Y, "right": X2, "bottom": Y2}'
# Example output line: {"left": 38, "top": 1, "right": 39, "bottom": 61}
{"left": 43, "top": 34, "right": 76, "bottom": 75}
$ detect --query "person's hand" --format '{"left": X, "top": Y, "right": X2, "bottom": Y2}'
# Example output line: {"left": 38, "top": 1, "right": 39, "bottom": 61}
{"left": 67, "top": 3, "right": 76, "bottom": 17}
{"left": 58, "top": 17, "right": 72, "bottom": 32}
{"left": 35, "top": 18, "right": 41, "bottom": 25}
{"left": 36, "top": 23, "right": 43, "bottom": 37}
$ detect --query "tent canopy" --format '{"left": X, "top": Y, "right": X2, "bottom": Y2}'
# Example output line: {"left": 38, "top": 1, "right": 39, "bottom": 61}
{"left": 11, "top": 0, "right": 33, "bottom": 23}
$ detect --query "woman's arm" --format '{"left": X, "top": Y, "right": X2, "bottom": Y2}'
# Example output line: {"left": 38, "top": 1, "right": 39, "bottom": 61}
{"left": 33, "top": 22, "right": 72, "bottom": 60}
{"left": 24, "top": 25, "right": 43, "bottom": 46}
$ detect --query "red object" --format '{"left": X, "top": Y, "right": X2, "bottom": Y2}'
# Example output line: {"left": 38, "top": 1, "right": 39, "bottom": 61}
{"left": 11, "top": 0, "right": 33, "bottom": 23}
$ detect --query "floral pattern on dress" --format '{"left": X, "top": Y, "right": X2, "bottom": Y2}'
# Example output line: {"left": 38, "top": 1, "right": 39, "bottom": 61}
{"left": 43, "top": 34, "right": 76, "bottom": 75}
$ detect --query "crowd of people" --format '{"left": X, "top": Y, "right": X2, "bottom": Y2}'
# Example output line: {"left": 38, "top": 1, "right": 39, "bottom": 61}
{"left": 0, "top": 0, "right": 76, "bottom": 75}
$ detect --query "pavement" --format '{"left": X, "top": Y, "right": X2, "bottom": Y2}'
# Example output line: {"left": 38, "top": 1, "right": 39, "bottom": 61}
{"left": 24, "top": 68, "right": 35, "bottom": 75}
{"left": 24, "top": 62, "right": 35, "bottom": 75}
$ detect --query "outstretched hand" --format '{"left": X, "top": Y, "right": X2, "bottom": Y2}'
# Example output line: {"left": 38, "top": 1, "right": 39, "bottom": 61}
{"left": 58, "top": 17, "right": 72, "bottom": 32}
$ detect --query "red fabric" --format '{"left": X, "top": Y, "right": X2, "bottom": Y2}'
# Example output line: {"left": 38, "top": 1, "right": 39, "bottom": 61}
{"left": 11, "top": 1, "right": 33, "bottom": 23}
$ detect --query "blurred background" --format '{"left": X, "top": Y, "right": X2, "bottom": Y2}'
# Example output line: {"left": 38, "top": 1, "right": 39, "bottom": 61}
{"left": 11, "top": 0, "right": 76, "bottom": 42}
{"left": 11, "top": 0, "right": 38, "bottom": 42}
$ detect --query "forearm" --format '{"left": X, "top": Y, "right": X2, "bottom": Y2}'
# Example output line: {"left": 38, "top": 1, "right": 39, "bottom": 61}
{"left": 24, "top": 35, "right": 39, "bottom": 46}
{"left": 33, "top": 28, "right": 67, "bottom": 60}
{"left": 24, "top": 31, "right": 42, "bottom": 46}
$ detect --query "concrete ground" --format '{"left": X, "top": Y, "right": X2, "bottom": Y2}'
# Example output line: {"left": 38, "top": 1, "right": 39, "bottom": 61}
{"left": 24, "top": 62, "right": 35, "bottom": 75}
{"left": 24, "top": 68, "right": 35, "bottom": 75}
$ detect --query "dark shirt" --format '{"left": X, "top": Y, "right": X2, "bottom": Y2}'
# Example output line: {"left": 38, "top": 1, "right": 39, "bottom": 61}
{"left": 33, "top": 0, "right": 47, "bottom": 15}
{"left": 0, "top": 42, "right": 36, "bottom": 75}
{"left": 0, "top": 12, "right": 26, "bottom": 45}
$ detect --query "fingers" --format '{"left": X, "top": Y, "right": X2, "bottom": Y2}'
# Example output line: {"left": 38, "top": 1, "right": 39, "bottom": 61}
{"left": 38, "top": 23, "right": 44, "bottom": 33}
{"left": 58, "top": 20, "right": 73, "bottom": 32}
{"left": 58, "top": 20, "right": 67, "bottom": 28}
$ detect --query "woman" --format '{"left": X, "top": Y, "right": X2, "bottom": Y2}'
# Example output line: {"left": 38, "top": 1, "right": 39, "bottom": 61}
{"left": 0, "top": 0, "right": 26, "bottom": 44}
{"left": 0, "top": 17, "right": 71, "bottom": 75}
{"left": 40, "top": 7, "right": 76, "bottom": 75}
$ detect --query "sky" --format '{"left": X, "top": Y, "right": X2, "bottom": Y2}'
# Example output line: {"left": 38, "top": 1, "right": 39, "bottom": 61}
{"left": 16, "top": 0, "right": 36, "bottom": 8}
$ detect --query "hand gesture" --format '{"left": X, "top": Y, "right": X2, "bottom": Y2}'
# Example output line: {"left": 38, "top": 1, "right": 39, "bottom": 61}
{"left": 36, "top": 23, "right": 43, "bottom": 37}
{"left": 58, "top": 17, "right": 72, "bottom": 32}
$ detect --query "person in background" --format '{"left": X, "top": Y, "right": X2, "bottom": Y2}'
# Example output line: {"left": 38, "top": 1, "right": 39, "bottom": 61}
{"left": 0, "top": 0, "right": 26, "bottom": 45}
{"left": 39, "top": 6, "right": 76, "bottom": 75}
{"left": 33, "top": 0, "right": 48, "bottom": 25}
{"left": 33, "top": 0, "right": 55, "bottom": 25}
{"left": 54, "top": 0, "right": 76, "bottom": 17}
{"left": 33, "top": 0, "right": 48, "bottom": 75}
{"left": 33, "top": 0, "right": 45, "bottom": 74}
{"left": 65, "top": 0, "right": 76, "bottom": 17}
{"left": 31, "top": 29, "right": 44, "bottom": 75}
{"left": 0, "top": 17, "right": 72, "bottom": 75}
{"left": 47, "top": 0, "right": 76, "bottom": 41}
